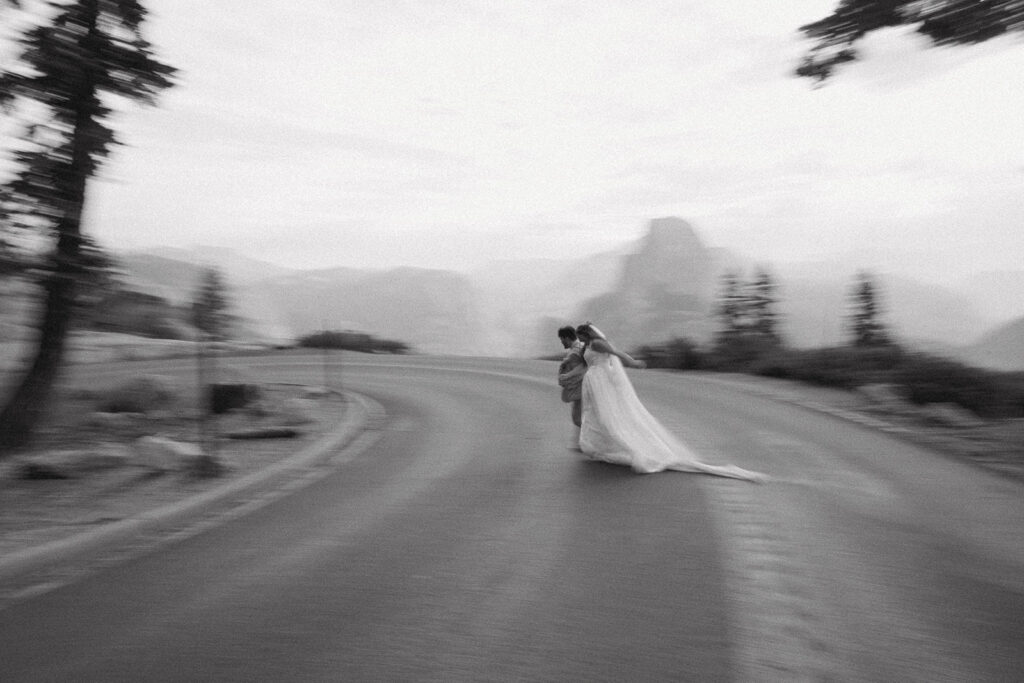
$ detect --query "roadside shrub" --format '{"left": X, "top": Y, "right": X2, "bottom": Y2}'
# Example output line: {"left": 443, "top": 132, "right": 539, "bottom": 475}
{"left": 894, "top": 354, "right": 1024, "bottom": 419}
{"left": 746, "top": 347, "right": 802, "bottom": 380}
{"left": 636, "top": 338, "right": 705, "bottom": 370}
{"left": 376, "top": 339, "right": 412, "bottom": 354}
{"left": 754, "top": 344, "right": 904, "bottom": 389}
{"left": 297, "top": 330, "right": 410, "bottom": 354}
{"left": 745, "top": 345, "right": 1022, "bottom": 419}
{"left": 706, "top": 335, "right": 781, "bottom": 371}
{"left": 631, "top": 330, "right": 1024, "bottom": 420}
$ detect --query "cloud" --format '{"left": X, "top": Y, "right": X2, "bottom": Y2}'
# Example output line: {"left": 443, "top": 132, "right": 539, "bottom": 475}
{"left": 2, "top": 0, "right": 1010, "bottom": 287}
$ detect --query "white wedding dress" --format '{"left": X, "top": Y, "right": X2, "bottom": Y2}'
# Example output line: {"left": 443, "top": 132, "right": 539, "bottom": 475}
{"left": 578, "top": 345, "right": 766, "bottom": 481}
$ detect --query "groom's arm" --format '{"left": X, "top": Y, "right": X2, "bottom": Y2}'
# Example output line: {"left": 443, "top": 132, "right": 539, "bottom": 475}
{"left": 558, "top": 356, "right": 587, "bottom": 385}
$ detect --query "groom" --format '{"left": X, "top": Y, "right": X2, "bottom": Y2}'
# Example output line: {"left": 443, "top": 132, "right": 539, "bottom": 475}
{"left": 557, "top": 325, "right": 587, "bottom": 445}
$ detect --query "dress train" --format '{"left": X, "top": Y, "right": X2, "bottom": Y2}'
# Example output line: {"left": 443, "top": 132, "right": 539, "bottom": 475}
{"left": 578, "top": 348, "right": 766, "bottom": 482}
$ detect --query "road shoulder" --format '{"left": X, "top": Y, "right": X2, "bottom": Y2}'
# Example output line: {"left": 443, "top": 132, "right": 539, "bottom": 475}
{"left": 688, "top": 371, "right": 1024, "bottom": 483}
{"left": 0, "top": 389, "right": 378, "bottom": 584}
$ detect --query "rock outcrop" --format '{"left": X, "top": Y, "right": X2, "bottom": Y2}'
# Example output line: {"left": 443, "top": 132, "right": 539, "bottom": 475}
{"left": 576, "top": 217, "right": 718, "bottom": 351}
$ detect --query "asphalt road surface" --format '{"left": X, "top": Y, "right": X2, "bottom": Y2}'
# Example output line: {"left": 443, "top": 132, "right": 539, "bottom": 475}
{"left": 2, "top": 353, "right": 1023, "bottom": 681}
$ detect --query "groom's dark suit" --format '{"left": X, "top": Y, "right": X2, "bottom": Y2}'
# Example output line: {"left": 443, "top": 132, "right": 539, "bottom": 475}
{"left": 558, "top": 340, "right": 586, "bottom": 427}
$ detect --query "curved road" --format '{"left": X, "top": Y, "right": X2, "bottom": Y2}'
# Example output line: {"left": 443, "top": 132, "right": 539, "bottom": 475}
{"left": 2, "top": 353, "right": 1023, "bottom": 681}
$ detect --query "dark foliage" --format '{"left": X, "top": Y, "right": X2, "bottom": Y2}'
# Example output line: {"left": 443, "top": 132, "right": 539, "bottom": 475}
{"left": 712, "top": 267, "right": 783, "bottom": 363}
{"left": 634, "top": 337, "right": 1024, "bottom": 420}
{"left": 636, "top": 337, "right": 705, "bottom": 370}
{"left": 208, "top": 383, "right": 261, "bottom": 415}
{"left": 847, "top": 271, "right": 892, "bottom": 347}
{"left": 0, "top": 0, "right": 176, "bottom": 450}
{"left": 0, "top": 232, "right": 33, "bottom": 276}
{"left": 709, "top": 334, "right": 786, "bottom": 371}
{"left": 797, "top": 0, "right": 1024, "bottom": 82}
{"left": 742, "top": 344, "right": 905, "bottom": 389}
{"left": 894, "top": 355, "right": 1024, "bottom": 419}
{"left": 297, "top": 330, "right": 411, "bottom": 354}
{"left": 636, "top": 258, "right": 1023, "bottom": 419}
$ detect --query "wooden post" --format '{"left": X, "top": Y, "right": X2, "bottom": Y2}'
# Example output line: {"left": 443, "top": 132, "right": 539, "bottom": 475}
{"left": 322, "top": 329, "right": 329, "bottom": 391}
{"left": 196, "top": 330, "right": 207, "bottom": 450}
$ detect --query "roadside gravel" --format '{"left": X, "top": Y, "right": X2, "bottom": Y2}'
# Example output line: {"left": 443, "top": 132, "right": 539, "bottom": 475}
{"left": 0, "top": 385, "right": 350, "bottom": 560}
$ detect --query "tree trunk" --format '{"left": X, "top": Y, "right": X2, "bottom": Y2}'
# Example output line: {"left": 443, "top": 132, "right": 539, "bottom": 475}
{"left": 0, "top": 248, "right": 80, "bottom": 452}
{"left": 0, "top": 2, "right": 98, "bottom": 454}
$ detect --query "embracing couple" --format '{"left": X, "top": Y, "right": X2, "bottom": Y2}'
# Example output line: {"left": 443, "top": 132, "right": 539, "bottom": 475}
{"left": 558, "top": 322, "right": 765, "bottom": 481}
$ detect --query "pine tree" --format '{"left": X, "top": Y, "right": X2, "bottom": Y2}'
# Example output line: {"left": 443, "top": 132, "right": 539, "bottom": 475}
{"left": 714, "top": 271, "right": 744, "bottom": 347}
{"left": 848, "top": 270, "right": 891, "bottom": 347}
{"left": 0, "top": 0, "right": 175, "bottom": 450}
{"left": 748, "top": 266, "right": 781, "bottom": 345}
{"left": 191, "top": 267, "right": 231, "bottom": 341}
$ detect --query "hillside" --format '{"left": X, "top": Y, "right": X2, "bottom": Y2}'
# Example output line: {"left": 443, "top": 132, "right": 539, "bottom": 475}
{"left": 9, "top": 221, "right": 1011, "bottom": 363}
{"left": 241, "top": 267, "right": 487, "bottom": 354}
{"left": 958, "top": 270, "right": 1024, "bottom": 324}
{"left": 117, "top": 249, "right": 293, "bottom": 304}
{"left": 110, "top": 253, "right": 488, "bottom": 353}
{"left": 959, "top": 316, "right": 1024, "bottom": 371}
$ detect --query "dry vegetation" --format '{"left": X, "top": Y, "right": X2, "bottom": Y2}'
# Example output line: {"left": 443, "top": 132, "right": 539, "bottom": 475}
{"left": 0, "top": 355, "right": 345, "bottom": 557}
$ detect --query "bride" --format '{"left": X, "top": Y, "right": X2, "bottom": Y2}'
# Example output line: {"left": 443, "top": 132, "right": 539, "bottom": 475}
{"left": 568, "top": 323, "right": 766, "bottom": 481}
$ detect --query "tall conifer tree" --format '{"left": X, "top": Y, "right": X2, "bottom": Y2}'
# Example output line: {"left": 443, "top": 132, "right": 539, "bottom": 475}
{"left": 714, "top": 271, "right": 744, "bottom": 347}
{"left": 191, "top": 267, "right": 231, "bottom": 342}
{"left": 848, "top": 270, "right": 891, "bottom": 347}
{"left": 748, "top": 266, "right": 781, "bottom": 344}
{"left": 0, "top": 0, "right": 175, "bottom": 450}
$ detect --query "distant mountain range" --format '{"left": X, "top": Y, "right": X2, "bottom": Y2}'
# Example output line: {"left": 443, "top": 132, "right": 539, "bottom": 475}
{"left": 243, "top": 266, "right": 486, "bottom": 354}
{"left": 52, "top": 222, "right": 1023, "bottom": 369}
{"left": 113, "top": 252, "right": 486, "bottom": 354}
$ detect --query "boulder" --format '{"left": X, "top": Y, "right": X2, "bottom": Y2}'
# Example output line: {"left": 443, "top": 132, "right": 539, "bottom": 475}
{"left": 186, "top": 453, "right": 226, "bottom": 478}
{"left": 133, "top": 435, "right": 204, "bottom": 471}
{"left": 208, "top": 383, "right": 262, "bottom": 414}
{"left": 15, "top": 444, "right": 132, "bottom": 479}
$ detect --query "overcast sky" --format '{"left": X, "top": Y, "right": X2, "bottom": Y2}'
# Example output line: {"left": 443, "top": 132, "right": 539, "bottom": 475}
{"left": 5, "top": 1, "right": 1024, "bottom": 283}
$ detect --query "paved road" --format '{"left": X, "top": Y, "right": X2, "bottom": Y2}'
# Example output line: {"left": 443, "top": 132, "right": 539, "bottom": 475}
{"left": 2, "top": 353, "right": 1023, "bottom": 681}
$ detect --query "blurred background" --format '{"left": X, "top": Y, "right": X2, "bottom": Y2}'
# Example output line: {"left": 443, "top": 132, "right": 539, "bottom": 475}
{"left": 2, "top": 6, "right": 1024, "bottom": 680}
{"left": 2, "top": 0, "right": 1023, "bottom": 443}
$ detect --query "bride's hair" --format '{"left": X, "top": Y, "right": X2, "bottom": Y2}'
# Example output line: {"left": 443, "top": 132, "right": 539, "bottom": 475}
{"left": 575, "top": 322, "right": 607, "bottom": 340}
